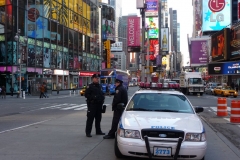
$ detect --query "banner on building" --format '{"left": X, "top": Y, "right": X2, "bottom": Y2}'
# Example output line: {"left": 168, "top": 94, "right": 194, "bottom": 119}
{"left": 111, "top": 42, "right": 123, "bottom": 51}
{"left": 190, "top": 40, "right": 208, "bottom": 66}
{"left": 127, "top": 16, "right": 140, "bottom": 49}
{"left": 211, "top": 28, "right": 229, "bottom": 62}
{"left": 208, "top": 61, "right": 240, "bottom": 75}
{"left": 194, "top": 0, "right": 202, "bottom": 36}
{"left": 202, "top": 0, "right": 231, "bottom": 32}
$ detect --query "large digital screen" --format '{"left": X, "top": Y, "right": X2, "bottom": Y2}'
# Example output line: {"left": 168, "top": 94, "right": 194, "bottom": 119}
{"left": 211, "top": 28, "right": 229, "bottom": 62}
{"left": 145, "top": 17, "right": 158, "bottom": 29}
{"left": 230, "top": 25, "right": 240, "bottom": 60}
{"left": 208, "top": 62, "right": 240, "bottom": 75}
{"left": 202, "top": 0, "right": 231, "bottom": 32}
{"left": 145, "top": 0, "right": 158, "bottom": 17}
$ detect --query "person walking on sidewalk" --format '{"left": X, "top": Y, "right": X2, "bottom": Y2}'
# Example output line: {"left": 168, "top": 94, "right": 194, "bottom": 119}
{"left": 103, "top": 77, "right": 128, "bottom": 139}
{"left": 44, "top": 84, "right": 49, "bottom": 98}
{"left": 56, "top": 85, "right": 60, "bottom": 94}
{"left": 39, "top": 84, "right": 46, "bottom": 98}
{"left": 10, "top": 86, "right": 14, "bottom": 96}
{"left": 1, "top": 86, "right": 6, "bottom": 99}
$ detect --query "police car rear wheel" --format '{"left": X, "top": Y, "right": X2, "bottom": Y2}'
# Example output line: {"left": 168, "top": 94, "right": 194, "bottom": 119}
{"left": 114, "top": 137, "right": 124, "bottom": 158}
{"left": 201, "top": 156, "right": 205, "bottom": 160}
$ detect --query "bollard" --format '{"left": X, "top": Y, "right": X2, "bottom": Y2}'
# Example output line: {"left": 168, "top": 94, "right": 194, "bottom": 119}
{"left": 69, "top": 91, "right": 71, "bottom": 96}
{"left": 230, "top": 100, "right": 240, "bottom": 124}
{"left": 23, "top": 91, "right": 25, "bottom": 99}
{"left": 74, "top": 91, "right": 75, "bottom": 95}
{"left": 217, "top": 97, "right": 228, "bottom": 116}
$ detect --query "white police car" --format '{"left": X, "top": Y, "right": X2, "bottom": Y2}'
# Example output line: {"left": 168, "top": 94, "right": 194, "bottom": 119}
{"left": 115, "top": 90, "right": 206, "bottom": 159}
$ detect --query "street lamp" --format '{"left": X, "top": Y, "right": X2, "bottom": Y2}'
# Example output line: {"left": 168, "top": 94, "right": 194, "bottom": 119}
{"left": 14, "top": 29, "right": 28, "bottom": 98}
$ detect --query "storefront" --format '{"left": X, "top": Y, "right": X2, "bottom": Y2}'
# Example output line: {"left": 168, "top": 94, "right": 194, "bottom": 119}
{"left": 69, "top": 71, "right": 79, "bottom": 89}
{"left": 79, "top": 71, "right": 100, "bottom": 87}
{"left": 53, "top": 69, "right": 69, "bottom": 90}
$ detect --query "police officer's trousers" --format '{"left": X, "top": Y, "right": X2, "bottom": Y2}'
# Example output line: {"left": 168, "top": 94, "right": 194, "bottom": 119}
{"left": 85, "top": 104, "right": 102, "bottom": 134}
{"left": 107, "top": 109, "right": 123, "bottom": 137}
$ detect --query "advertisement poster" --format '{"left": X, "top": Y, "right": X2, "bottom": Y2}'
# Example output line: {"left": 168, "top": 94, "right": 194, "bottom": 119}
{"left": 208, "top": 62, "right": 240, "bottom": 75}
{"left": 57, "top": 51, "right": 63, "bottom": 69}
{"left": 51, "top": 49, "right": 57, "bottom": 68}
{"left": 161, "top": 28, "right": 169, "bottom": 52}
{"left": 211, "top": 28, "right": 229, "bottom": 62}
{"left": 145, "top": 17, "right": 158, "bottom": 29}
{"left": 35, "top": 46, "right": 43, "bottom": 67}
{"left": 127, "top": 17, "right": 140, "bottom": 47}
{"left": 145, "top": 0, "right": 158, "bottom": 17}
{"left": 28, "top": 45, "right": 35, "bottom": 67}
{"left": 202, "top": 0, "right": 231, "bottom": 32}
{"left": 102, "top": 19, "right": 115, "bottom": 40}
{"left": 190, "top": 40, "right": 208, "bottom": 66}
{"left": 64, "top": 52, "right": 69, "bottom": 69}
{"left": 230, "top": 25, "right": 240, "bottom": 59}
{"left": 0, "top": 42, "right": 6, "bottom": 64}
{"left": 43, "top": 48, "right": 51, "bottom": 68}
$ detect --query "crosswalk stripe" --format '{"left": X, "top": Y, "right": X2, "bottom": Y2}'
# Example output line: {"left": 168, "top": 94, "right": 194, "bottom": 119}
{"left": 40, "top": 104, "right": 68, "bottom": 109}
{"left": 74, "top": 106, "right": 88, "bottom": 111}
{"left": 61, "top": 104, "right": 87, "bottom": 110}
{"left": 210, "top": 107, "right": 231, "bottom": 112}
{"left": 51, "top": 104, "right": 76, "bottom": 109}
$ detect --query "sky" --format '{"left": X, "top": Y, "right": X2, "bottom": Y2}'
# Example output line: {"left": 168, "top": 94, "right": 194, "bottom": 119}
{"left": 121, "top": 0, "right": 193, "bottom": 66}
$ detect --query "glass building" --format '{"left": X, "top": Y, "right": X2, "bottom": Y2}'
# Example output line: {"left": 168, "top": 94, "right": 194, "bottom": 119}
{"left": 0, "top": 0, "right": 100, "bottom": 93}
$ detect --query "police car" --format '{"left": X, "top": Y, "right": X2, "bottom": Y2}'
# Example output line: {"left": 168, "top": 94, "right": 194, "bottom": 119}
{"left": 115, "top": 89, "right": 206, "bottom": 159}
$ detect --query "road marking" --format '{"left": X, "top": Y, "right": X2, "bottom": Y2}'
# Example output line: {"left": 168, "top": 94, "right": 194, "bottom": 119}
{"left": 0, "top": 119, "right": 51, "bottom": 134}
{"left": 61, "top": 104, "right": 87, "bottom": 110}
{"left": 224, "top": 118, "right": 240, "bottom": 128}
{"left": 74, "top": 106, "right": 88, "bottom": 110}
{"left": 40, "top": 104, "right": 68, "bottom": 109}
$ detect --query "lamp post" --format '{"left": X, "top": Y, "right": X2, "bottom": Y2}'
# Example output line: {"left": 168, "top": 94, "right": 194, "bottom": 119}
{"left": 14, "top": 29, "right": 28, "bottom": 98}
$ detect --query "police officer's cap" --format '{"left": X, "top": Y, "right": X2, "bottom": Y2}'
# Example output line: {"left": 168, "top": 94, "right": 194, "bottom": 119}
{"left": 92, "top": 74, "right": 100, "bottom": 78}
{"left": 115, "top": 78, "right": 123, "bottom": 83}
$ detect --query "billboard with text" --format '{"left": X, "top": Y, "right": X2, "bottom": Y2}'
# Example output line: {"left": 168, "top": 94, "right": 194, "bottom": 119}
{"left": 190, "top": 40, "right": 208, "bottom": 66}
{"left": 127, "top": 17, "right": 140, "bottom": 47}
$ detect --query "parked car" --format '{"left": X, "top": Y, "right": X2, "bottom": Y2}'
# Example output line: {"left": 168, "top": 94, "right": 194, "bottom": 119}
{"left": 213, "top": 86, "right": 238, "bottom": 98}
{"left": 115, "top": 89, "right": 206, "bottom": 159}
{"left": 205, "top": 86, "right": 214, "bottom": 95}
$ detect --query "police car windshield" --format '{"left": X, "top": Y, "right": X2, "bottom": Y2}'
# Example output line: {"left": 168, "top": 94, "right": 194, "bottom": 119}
{"left": 126, "top": 93, "right": 194, "bottom": 113}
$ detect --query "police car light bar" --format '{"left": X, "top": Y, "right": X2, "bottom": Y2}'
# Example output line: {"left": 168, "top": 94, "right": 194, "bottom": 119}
{"left": 139, "top": 82, "right": 180, "bottom": 89}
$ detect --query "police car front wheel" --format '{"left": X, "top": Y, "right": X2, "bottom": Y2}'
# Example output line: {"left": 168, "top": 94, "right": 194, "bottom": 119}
{"left": 114, "top": 137, "right": 124, "bottom": 158}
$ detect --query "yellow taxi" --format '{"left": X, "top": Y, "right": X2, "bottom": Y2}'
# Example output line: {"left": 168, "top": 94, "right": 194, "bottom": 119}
{"left": 213, "top": 86, "right": 238, "bottom": 98}
{"left": 80, "top": 86, "right": 87, "bottom": 96}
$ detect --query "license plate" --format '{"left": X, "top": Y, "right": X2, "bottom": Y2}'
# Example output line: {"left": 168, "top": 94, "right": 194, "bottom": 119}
{"left": 153, "top": 147, "right": 171, "bottom": 156}
{"left": 195, "top": 89, "right": 199, "bottom": 91}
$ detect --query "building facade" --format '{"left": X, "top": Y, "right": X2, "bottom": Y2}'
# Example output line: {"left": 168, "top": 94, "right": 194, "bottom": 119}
{"left": 0, "top": 0, "right": 100, "bottom": 93}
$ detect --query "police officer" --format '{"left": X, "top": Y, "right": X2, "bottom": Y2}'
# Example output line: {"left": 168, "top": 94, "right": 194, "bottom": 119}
{"left": 103, "top": 77, "right": 128, "bottom": 139}
{"left": 85, "top": 74, "right": 105, "bottom": 137}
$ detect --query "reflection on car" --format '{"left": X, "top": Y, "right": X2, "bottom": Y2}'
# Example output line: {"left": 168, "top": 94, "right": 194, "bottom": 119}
{"left": 115, "top": 89, "right": 206, "bottom": 159}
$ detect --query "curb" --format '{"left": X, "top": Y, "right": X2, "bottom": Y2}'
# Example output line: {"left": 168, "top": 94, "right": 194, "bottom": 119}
{"left": 200, "top": 115, "right": 240, "bottom": 158}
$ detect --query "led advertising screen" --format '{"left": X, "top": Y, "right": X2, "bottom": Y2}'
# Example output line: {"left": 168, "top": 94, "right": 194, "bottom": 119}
{"left": 230, "top": 25, "right": 240, "bottom": 60}
{"left": 190, "top": 40, "right": 208, "bottom": 66}
{"left": 208, "top": 61, "right": 240, "bottom": 75}
{"left": 202, "top": 0, "right": 231, "bottom": 32}
{"left": 211, "top": 28, "right": 229, "bottom": 62}
{"left": 102, "top": 19, "right": 115, "bottom": 40}
{"left": 145, "top": 17, "right": 158, "bottom": 29}
{"left": 145, "top": 0, "right": 158, "bottom": 17}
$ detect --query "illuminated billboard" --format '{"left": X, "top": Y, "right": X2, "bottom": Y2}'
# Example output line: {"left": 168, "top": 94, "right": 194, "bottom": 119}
{"left": 160, "top": 28, "right": 169, "bottom": 52}
{"left": 145, "top": 0, "right": 158, "bottom": 17}
{"left": 211, "top": 28, "right": 229, "bottom": 61}
{"left": 145, "top": 17, "right": 158, "bottom": 29}
{"left": 102, "top": 19, "right": 115, "bottom": 40}
{"left": 202, "top": 0, "right": 231, "bottom": 32}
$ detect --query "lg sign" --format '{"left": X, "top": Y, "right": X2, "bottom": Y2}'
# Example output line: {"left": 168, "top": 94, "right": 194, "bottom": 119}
{"left": 208, "top": 0, "right": 225, "bottom": 12}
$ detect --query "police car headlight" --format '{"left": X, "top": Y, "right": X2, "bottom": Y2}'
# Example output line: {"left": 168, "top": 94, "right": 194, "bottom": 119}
{"left": 118, "top": 129, "right": 140, "bottom": 139}
{"left": 185, "top": 133, "right": 206, "bottom": 142}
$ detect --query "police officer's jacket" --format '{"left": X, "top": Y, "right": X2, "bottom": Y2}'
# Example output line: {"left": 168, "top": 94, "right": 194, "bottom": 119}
{"left": 112, "top": 84, "right": 128, "bottom": 111}
{"left": 85, "top": 83, "right": 105, "bottom": 104}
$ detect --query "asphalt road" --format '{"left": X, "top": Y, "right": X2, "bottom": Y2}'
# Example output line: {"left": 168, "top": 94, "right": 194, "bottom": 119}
{"left": 0, "top": 87, "right": 240, "bottom": 160}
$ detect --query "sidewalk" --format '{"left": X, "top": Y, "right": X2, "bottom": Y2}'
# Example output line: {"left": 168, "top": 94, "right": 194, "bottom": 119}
{"left": 3, "top": 90, "right": 81, "bottom": 99}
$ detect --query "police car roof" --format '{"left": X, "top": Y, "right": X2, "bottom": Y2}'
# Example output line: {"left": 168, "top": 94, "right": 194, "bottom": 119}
{"left": 135, "top": 89, "right": 183, "bottom": 95}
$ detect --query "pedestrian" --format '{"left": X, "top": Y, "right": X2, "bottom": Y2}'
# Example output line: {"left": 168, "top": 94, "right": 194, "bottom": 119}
{"left": 1, "top": 86, "right": 6, "bottom": 99}
{"left": 56, "top": 85, "right": 60, "bottom": 94}
{"left": 85, "top": 74, "right": 105, "bottom": 137}
{"left": 103, "top": 77, "right": 128, "bottom": 139}
{"left": 28, "top": 84, "right": 31, "bottom": 95}
{"left": 72, "top": 84, "right": 76, "bottom": 93}
{"left": 39, "top": 84, "right": 46, "bottom": 98}
{"left": 236, "top": 83, "right": 239, "bottom": 92}
{"left": 44, "top": 85, "right": 49, "bottom": 98}
{"left": 10, "top": 86, "right": 14, "bottom": 96}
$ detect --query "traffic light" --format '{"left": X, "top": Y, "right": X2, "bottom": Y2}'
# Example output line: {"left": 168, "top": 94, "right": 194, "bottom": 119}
{"left": 149, "top": 66, "right": 153, "bottom": 73}
{"left": 103, "top": 40, "right": 110, "bottom": 50}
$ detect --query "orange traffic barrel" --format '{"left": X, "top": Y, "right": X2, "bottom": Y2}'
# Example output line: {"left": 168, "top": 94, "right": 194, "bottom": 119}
{"left": 217, "top": 98, "right": 228, "bottom": 116}
{"left": 230, "top": 100, "right": 240, "bottom": 123}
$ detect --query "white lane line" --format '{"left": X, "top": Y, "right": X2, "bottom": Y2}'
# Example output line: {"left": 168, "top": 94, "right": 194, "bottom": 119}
{"left": 0, "top": 119, "right": 51, "bottom": 134}
{"left": 51, "top": 104, "right": 76, "bottom": 109}
{"left": 74, "top": 106, "right": 88, "bottom": 111}
{"left": 61, "top": 104, "right": 87, "bottom": 110}
{"left": 210, "top": 107, "right": 217, "bottom": 112}
{"left": 40, "top": 104, "right": 68, "bottom": 109}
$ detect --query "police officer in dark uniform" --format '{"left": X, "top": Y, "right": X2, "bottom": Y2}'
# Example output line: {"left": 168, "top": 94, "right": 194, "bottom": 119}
{"left": 103, "top": 77, "right": 128, "bottom": 139}
{"left": 85, "top": 74, "right": 105, "bottom": 137}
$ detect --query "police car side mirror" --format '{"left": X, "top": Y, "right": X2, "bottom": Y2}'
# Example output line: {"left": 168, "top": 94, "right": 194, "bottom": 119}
{"left": 117, "top": 103, "right": 125, "bottom": 111}
{"left": 195, "top": 106, "right": 204, "bottom": 113}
